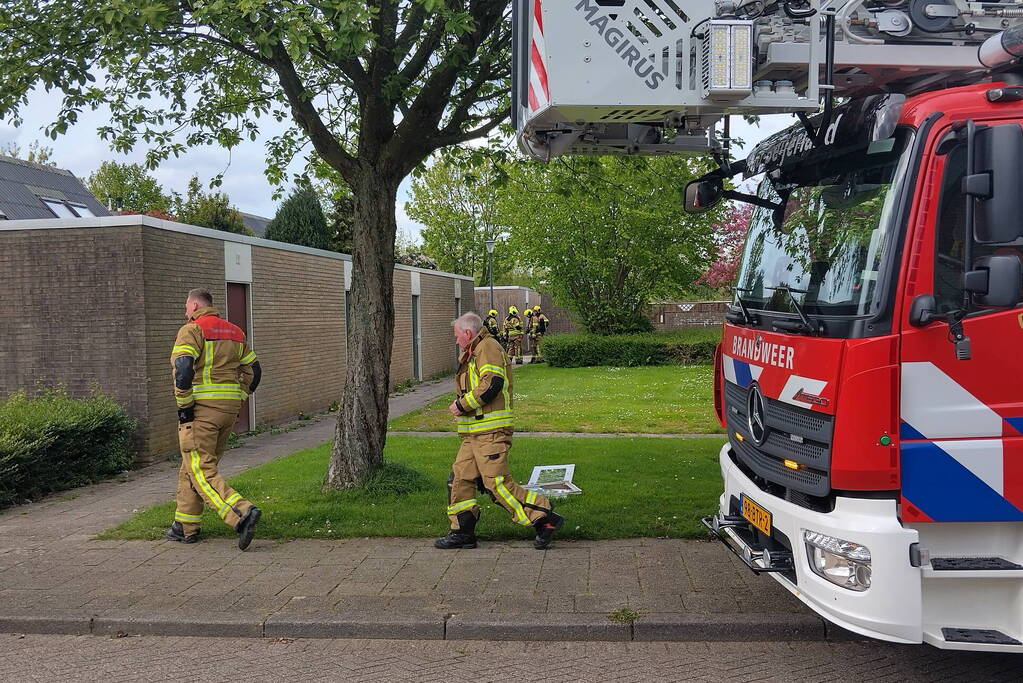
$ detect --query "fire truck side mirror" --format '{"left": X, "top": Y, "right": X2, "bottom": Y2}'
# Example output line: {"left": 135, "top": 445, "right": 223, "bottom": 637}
{"left": 970, "top": 124, "right": 1023, "bottom": 244}
{"left": 684, "top": 178, "right": 724, "bottom": 214}
{"left": 965, "top": 254, "right": 1023, "bottom": 309}
{"left": 908, "top": 294, "right": 939, "bottom": 327}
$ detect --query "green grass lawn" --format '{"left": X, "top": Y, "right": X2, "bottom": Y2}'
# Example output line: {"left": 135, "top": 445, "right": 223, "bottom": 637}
{"left": 389, "top": 364, "right": 723, "bottom": 434}
{"left": 100, "top": 435, "right": 725, "bottom": 542}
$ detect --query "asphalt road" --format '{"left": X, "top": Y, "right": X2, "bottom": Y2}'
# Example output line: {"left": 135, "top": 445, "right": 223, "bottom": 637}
{"left": 2, "top": 634, "right": 1021, "bottom": 682}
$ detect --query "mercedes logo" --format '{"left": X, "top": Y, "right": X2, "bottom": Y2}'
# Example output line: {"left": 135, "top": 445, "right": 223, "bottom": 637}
{"left": 747, "top": 384, "right": 768, "bottom": 445}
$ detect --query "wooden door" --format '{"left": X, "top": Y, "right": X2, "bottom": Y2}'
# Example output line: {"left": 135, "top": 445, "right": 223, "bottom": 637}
{"left": 226, "top": 282, "right": 252, "bottom": 433}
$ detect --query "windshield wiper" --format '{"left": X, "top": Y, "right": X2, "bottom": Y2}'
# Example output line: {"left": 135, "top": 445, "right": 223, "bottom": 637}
{"left": 726, "top": 288, "right": 758, "bottom": 327}
{"left": 765, "top": 286, "right": 819, "bottom": 336}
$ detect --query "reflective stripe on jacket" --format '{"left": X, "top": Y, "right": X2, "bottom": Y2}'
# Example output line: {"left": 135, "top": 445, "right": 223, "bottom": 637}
{"left": 454, "top": 328, "right": 513, "bottom": 436}
{"left": 171, "top": 306, "right": 258, "bottom": 410}
{"left": 503, "top": 315, "right": 523, "bottom": 337}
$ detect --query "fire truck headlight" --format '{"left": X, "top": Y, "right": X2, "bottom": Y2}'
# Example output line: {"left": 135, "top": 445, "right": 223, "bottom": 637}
{"left": 804, "top": 530, "right": 872, "bottom": 592}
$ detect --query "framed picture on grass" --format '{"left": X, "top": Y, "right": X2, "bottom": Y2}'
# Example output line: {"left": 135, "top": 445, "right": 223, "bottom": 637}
{"left": 524, "top": 464, "right": 581, "bottom": 497}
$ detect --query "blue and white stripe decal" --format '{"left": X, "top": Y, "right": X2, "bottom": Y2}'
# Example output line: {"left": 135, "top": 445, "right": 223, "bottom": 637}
{"left": 901, "top": 362, "right": 1002, "bottom": 439}
{"left": 722, "top": 354, "right": 763, "bottom": 388}
{"left": 900, "top": 361, "right": 1023, "bottom": 521}
{"left": 902, "top": 440, "right": 1023, "bottom": 522}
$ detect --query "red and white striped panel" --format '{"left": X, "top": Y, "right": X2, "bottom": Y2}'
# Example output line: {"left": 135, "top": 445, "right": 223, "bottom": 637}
{"left": 528, "top": 0, "right": 549, "bottom": 112}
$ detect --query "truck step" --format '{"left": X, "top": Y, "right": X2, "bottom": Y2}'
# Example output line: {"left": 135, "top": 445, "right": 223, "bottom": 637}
{"left": 931, "top": 557, "right": 1022, "bottom": 571}
{"left": 941, "top": 628, "right": 1022, "bottom": 646}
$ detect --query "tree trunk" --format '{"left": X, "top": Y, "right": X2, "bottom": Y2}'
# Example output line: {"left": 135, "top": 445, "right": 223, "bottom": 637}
{"left": 324, "top": 171, "right": 400, "bottom": 489}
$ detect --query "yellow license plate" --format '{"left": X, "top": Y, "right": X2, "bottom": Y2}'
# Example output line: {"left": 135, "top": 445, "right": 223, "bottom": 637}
{"left": 741, "top": 495, "right": 772, "bottom": 536}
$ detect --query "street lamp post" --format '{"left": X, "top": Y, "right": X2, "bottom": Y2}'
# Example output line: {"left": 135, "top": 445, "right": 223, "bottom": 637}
{"left": 485, "top": 239, "right": 496, "bottom": 312}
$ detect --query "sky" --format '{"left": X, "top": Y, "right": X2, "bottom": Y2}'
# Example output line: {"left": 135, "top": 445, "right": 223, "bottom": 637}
{"left": 1, "top": 85, "right": 795, "bottom": 239}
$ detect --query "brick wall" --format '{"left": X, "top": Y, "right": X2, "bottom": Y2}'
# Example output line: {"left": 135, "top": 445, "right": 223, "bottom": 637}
{"left": 648, "top": 301, "right": 729, "bottom": 329}
{"left": 418, "top": 273, "right": 461, "bottom": 380}
{"left": 249, "top": 245, "right": 346, "bottom": 427}
{"left": 539, "top": 293, "right": 578, "bottom": 335}
{"left": 141, "top": 229, "right": 226, "bottom": 460}
{"left": 0, "top": 226, "right": 150, "bottom": 451}
{"left": 390, "top": 270, "right": 413, "bottom": 387}
{"left": 1, "top": 219, "right": 473, "bottom": 463}
{"left": 500, "top": 294, "right": 730, "bottom": 334}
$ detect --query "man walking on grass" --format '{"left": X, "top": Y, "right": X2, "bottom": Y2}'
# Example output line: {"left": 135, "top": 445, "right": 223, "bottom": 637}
{"left": 436, "top": 312, "right": 564, "bottom": 550}
{"left": 165, "top": 288, "right": 263, "bottom": 550}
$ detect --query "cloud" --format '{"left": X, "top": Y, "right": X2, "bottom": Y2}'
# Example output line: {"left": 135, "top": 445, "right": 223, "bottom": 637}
{"left": 7, "top": 85, "right": 794, "bottom": 225}
{"left": 6, "top": 86, "right": 303, "bottom": 217}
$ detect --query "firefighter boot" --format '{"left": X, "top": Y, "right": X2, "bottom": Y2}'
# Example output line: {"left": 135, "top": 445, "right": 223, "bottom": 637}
{"left": 533, "top": 511, "right": 564, "bottom": 550}
{"left": 435, "top": 511, "right": 478, "bottom": 549}
{"left": 236, "top": 506, "right": 261, "bottom": 551}
{"left": 165, "top": 521, "right": 200, "bottom": 544}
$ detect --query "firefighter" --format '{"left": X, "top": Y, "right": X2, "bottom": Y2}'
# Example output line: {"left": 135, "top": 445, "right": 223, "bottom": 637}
{"left": 166, "top": 288, "right": 263, "bottom": 550}
{"left": 437, "top": 312, "right": 564, "bottom": 550}
{"left": 484, "top": 308, "right": 501, "bottom": 339}
{"left": 530, "top": 305, "right": 550, "bottom": 363}
{"left": 503, "top": 305, "right": 524, "bottom": 364}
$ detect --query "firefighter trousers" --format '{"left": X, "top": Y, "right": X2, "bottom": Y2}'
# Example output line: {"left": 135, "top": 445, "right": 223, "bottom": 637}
{"left": 447, "top": 430, "right": 551, "bottom": 530}
{"left": 174, "top": 405, "right": 253, "bottom": 535}
{"left": 507, "top": 336, "right": 522, "bottom": 361}
{"left": 531, "top": 333, "right": 544, "bottom": 360}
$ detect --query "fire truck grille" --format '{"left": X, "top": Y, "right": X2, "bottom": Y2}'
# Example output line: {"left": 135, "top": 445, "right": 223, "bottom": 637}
{"left": 723, "top": 380, "right": 834, "bottom": 498}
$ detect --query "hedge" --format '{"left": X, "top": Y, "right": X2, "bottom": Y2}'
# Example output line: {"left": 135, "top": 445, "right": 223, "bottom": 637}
{"left": 0, "top": 390, "right": 136, "bottom": 508}
{"left": 542, "top": 329, "right": 721, "bottom": 368}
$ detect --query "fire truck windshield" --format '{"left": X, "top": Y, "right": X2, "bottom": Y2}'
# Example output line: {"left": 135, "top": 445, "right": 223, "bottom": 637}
{"left": 734, "top": 127, "right": 914, "bottom": 319}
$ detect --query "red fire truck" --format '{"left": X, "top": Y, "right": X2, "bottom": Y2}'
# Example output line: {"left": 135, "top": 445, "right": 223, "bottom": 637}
{"left": 515, "top": 0, "right": 1023, "bottom": 651}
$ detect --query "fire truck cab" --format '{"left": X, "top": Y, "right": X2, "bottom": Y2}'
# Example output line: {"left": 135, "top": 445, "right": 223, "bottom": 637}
{"left": 514, "top": 0, "right": 1023, "bottom": 651}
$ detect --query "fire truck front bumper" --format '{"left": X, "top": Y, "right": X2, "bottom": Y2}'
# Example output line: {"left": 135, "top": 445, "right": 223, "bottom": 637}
{"left": 704, "top": 443, "right": 923, "bottom": 644}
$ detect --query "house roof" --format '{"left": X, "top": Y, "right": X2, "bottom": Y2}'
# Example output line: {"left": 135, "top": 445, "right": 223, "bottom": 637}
{"left": 239, "top": 211, "right": 271, "bottom": 237}
{"left": 0, "top": 156, "right": 110, "bottom": 220}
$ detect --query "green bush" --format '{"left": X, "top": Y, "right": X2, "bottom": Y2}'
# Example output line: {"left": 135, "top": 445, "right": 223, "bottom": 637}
{"left": 0, "top": 390, "right": 136, "bottom": 508}
{"left": 543, "top": 329, "right": 721, "bottom": 368}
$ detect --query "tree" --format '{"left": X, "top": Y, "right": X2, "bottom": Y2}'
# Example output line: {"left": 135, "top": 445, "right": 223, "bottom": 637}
{"left": 173, "top": 176, "right": 253, "bottom": 236}
{"left": 407, "top": 159, "right": 509, "bottom": 283}
{"left": 698, "top": 203, "right": 753, "bottom": 293}
{"left": 86, "top": 161, "right": 171, "bottom": 214}
{"left": 496, "top": 156, "right": 722, "bottom": 334}
{"left": 0, "top": 1, "right": 511, "bottom": 488}
{"left": 264, "top": 183, "right": 331, "bottom": 250}
{"left": 0, "top": 140, "right": 55, "bottom": 166}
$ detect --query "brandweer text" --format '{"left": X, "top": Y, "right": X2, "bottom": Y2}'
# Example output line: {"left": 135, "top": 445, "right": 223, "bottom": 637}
{"left": 731, "top": 336, "right": 795, "bottom": 369}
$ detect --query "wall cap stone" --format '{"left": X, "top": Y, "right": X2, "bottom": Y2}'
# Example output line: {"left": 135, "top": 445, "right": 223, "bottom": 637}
{"left": 0, "top": 216, "right": 473, "bottom": 282}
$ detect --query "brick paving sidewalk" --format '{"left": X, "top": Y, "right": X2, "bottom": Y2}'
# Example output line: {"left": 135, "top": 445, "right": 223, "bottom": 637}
{"left": 0, "top": 376, "right": 814, "bottom": 641}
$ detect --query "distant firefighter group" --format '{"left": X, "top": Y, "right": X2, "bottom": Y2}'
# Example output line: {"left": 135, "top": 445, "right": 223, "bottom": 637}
{"left": 483, "top": 305, "right": 549, "bottom": 364}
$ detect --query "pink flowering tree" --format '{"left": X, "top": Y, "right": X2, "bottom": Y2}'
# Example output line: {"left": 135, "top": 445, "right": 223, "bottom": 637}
{"left": 699, "top": 203, "right": 754, "bottom": 293}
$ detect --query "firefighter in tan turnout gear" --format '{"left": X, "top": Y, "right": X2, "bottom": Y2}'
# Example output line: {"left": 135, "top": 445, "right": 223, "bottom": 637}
{"left": 503, "top": 305, "right": 524, "bottom": 364}
{"left": 166, "top": 288, "right": 263, "bottom": 550}
{"left": 437, "top": 312, "right": 564, "bottom": 550}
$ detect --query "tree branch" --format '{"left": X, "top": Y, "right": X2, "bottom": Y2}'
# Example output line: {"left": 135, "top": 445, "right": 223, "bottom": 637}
{"left": 270, "top": 44, "right": 360, "bottom": 181}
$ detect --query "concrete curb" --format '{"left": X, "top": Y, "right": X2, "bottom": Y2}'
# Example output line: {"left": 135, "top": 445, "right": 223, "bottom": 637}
{"left": 0, "top": 611, "right": 92, "bottom": 636}
{"left": 0, "top": 610, "right": 864, "bottom": 642}
{"left": 264, "top": 612, "right": 444, "bottom": 640}
{"left": 446, "top": 613, "right": 631, "bottom": 641}
{"left": 92, "top": 611, "right": 264, "bottom": 638}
